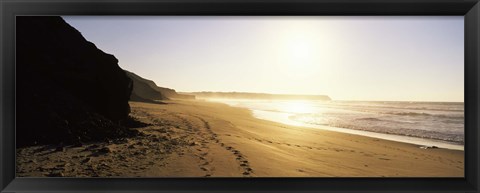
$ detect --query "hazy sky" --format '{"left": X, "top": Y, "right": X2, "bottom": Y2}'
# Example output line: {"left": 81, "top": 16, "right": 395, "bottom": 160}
{"left": 63, "top": 16, "right": 464, "bottom": 102}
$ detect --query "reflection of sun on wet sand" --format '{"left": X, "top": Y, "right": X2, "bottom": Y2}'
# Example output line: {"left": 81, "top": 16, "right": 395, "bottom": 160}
{"left": 16, "top": 100, "right": 464, "bottom": 177}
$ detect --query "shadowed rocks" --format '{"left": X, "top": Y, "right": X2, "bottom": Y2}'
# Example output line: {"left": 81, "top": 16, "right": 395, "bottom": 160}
{"left": 16, "top": 16, "right": 137, "bottom": 147}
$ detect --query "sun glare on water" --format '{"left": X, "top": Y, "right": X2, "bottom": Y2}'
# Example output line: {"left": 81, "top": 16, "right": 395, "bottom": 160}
{"left": 281, "top": 100, "right": 316, "bottom": 114}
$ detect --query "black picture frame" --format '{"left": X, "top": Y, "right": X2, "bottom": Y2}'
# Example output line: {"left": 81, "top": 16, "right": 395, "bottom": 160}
{"left": 1, "top": 0, "right": 479, "bottom": 192}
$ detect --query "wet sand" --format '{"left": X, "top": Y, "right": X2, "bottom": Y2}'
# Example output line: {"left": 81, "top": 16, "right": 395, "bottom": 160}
{"left": 16, "top": 100, "right": 464, "bottom": 177}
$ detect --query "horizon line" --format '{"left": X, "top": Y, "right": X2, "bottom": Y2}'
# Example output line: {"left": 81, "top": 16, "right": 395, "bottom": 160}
{"left": 178, "top": 90, "right": 464, "bottom": 103}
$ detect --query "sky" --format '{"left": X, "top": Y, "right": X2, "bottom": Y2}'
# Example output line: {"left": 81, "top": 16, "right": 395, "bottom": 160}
{"left": 63, "top": 16, "right": 464, "bottom": 102}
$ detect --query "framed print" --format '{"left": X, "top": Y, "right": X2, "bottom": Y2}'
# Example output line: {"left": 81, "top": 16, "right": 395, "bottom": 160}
{"left": 1, "top": 0, "right": 479, "bottom": 192}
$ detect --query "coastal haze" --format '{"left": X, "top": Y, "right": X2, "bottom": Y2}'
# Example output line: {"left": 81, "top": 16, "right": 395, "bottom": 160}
{"left": 63, "top": 16, "right": 464, "bottom": 102}
{"left": 16, "top": 16, "right": 464, "bottom": 177}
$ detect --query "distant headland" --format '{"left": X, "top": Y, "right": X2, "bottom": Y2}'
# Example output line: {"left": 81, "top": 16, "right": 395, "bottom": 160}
{"left": 186, "top": 92, "right": 331, "bottom": 101}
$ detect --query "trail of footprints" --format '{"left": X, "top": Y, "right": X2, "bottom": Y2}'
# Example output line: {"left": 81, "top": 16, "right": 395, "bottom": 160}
{"left": 168, "top": 114, "right": 214, "bottom": 176}
{"left": 192, "top": 115, "right": 254, "bottom": 177}
{"left": 223, "top": 144, "right": 253, "bottom": 176}
{"left": 165, "top": 113, "right": 254, "bottom": 177}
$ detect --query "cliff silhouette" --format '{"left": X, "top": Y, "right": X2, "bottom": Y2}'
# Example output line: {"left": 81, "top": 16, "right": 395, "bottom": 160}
{"left": 125, "top": 71, "right": 195, "bottom": 102}
{"left": 16, "top": 16, "right": 137, "bottom": 147}
{"left": 125, "top": 71, "right": 168, "bottom": 103}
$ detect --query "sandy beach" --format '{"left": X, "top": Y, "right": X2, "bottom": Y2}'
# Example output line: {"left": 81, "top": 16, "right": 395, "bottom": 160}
{"left": 16, "top": 100, "right": 464, "bottom": 177}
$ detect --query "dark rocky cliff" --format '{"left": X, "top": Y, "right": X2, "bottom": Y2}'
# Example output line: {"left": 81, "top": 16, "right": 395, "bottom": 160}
{"left": 125, "top": 71, "right": 195, "bottom": 102}
{"left": 125, "top": 71, "right": 168, "bottom": 102}
{"left": 17, "top": 16, "right": 136, "bottom": 147}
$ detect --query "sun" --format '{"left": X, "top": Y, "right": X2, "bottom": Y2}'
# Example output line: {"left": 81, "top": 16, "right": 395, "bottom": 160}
{"left": 274, "top": 20, "right": 333, "bottom": 80}
{"left": 281, "top": 35, "right": 319, "bottom": 78}
{"left": 290, "top": 39, "right": 312, "bottom": 61}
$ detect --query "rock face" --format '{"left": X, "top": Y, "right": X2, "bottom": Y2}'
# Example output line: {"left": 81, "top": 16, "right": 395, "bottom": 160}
{"left": 16, "top": 16, "right": 136, "bottom": 147}
{"left": 125, "top": 71, "right": 168, "bottom": 102}
{"left": 125, "top": 71, "right": 195, "bottom": 102}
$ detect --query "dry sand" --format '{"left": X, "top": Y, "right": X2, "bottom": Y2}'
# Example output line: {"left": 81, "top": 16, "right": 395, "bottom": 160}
{"left": 16, "top": 100, "right": 464, "bottom": 177}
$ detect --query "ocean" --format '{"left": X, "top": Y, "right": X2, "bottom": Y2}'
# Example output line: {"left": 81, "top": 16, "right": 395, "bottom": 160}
{"left": 207, "top": 99, "right": 464, "bottom": 150}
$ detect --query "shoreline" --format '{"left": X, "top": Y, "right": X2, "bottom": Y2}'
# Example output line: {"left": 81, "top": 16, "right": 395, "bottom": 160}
{"left": 141, "top": 99, "right": 464, "bottom": 177}
{"left": 203, "top": 98, "right": 464, "bottom": 151}
{"left": 16, "top": 99, "right": 464, "bottom": 177}
{"left": 251, "top": 109, "right": 463, "bottom": 150}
